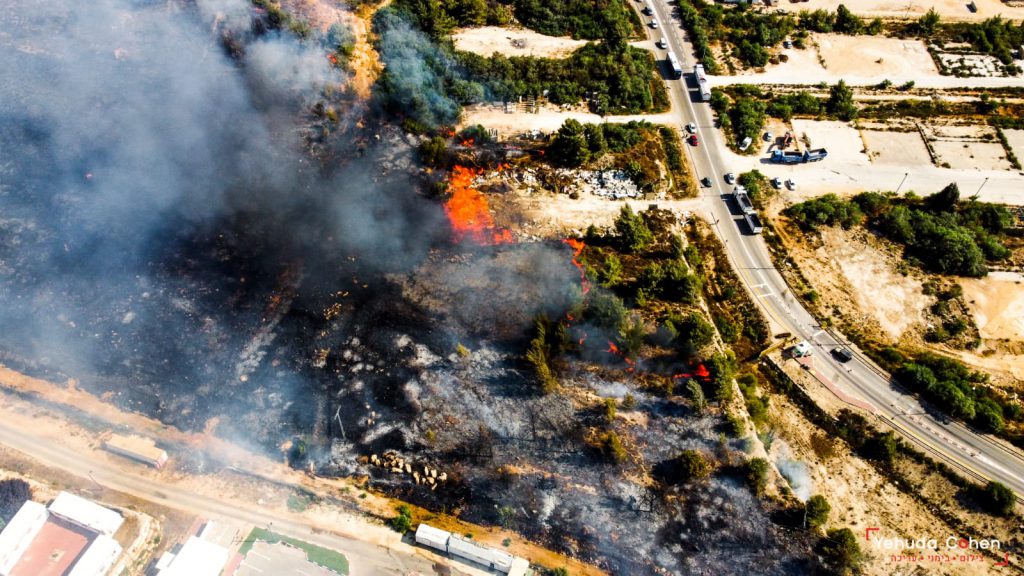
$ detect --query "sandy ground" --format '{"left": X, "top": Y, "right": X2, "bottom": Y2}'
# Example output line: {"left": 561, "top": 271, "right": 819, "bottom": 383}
{"left": 777, "top": 0, "right": 1024, "bottom": 22}
{"left": 452, "top": 26, "right": 587, "bottom": 58}
{"left": 769, "top": 357, "right": 1014, "bottom": 575}
{"left": 734, "top": 34, "right": 940, "bottom": 84}
{"left": 932, "top": 140, "right": 1013, "bottom": 170}
{"left": 459, "top": 103, "right": 678, "bottom": 137}
{"left": 862, "top": 129, "right": 932, "bottom": 166}
{"left": 790, "top": 119, "right": 870, "bottom": 165}
{"left": 959, "top": 271, "right": 1024, "bottom": 341}
{"left": 1004, "top": 129, "right": 1024, "bottom": 161}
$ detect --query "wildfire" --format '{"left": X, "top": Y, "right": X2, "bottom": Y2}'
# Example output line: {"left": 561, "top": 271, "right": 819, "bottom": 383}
{"left": 443, "top": 165, "right": 513, "bottom": 245}
{"left": 605, "top": 340, "right": 636, "bottom": 372}
{"left": 562, "top": 238, "right": 590, "bottom": 295}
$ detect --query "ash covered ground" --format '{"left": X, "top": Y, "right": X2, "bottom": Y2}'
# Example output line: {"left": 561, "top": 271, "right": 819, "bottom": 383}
{"left": 0, "top": 0, "right": 818, "bottom": 573}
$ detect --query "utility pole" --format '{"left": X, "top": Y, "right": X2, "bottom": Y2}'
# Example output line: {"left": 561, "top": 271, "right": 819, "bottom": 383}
{"left": 895, "top": 172, "right": 909, "bottom": 195}
{"left": 976, "top": 176, "right": 989, "bottom": 197}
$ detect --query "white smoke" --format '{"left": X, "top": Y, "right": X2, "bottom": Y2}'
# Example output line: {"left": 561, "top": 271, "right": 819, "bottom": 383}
{"left": 773, "top": 440, "right": 812, "bottom": 502}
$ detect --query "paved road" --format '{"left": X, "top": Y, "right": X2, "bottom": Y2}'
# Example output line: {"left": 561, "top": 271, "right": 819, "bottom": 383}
{"left": 0, "top": 419, "right": 443, "bottom": 576}
{"left": 640, "top": 0, "right": 1024, "bottom": 497}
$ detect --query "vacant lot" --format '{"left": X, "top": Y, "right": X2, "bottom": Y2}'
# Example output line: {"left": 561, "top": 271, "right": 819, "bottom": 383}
{"left": 791, "top": 120, "right": 869, "bottom": 165}
{"left": 932, "top": 140, "right": 1012, "bottom": 170}
{"left": 816, "top": 34, "right": 938, "bottom": 78}
{"left": 788, "top": 0, "right": 1024, "bottom": 22}
{"left": 453, "top": 26, "right": 587, "bottom": 58}
{"left": 459, "top": 103, "right": 676, "bottom": 137}
{"left": 862, "top": 129, "right": 932, "bottom": 166}
{"left": 959, "top": 271, "right": 1024, "bottom": 341}
{"left": 1002, "top": 129, "right": 1024, "bottom": 161}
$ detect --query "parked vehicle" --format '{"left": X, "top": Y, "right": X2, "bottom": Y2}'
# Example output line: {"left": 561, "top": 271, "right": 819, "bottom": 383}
{"left": 770, "top": 148, "right": 829, "bottom": 163}
{"left": 701, "top": 176, "right": 712, "bottom": 187}
{"left": 689, "top": 134, "right": 699, "bottom": 146}
{"left": 658, "top": 37, "right": 668, "bottom": 49}
{"left": 643, "top": 0, "right": 654, "bottom": 14}
{"left": 771, "top": 177, "right": 782, "bottom": 188}
{"left": 763, "top": 131, "right": 773, "bottom": 141}
{"left": 739, "top": 136, "right": 753, "bottom": 151}
{"left": 783, "top": 40, "right": 792, "bottom": 49}
{"left": 685, "top": 122, "right": 696, "bottom": 133}
{"left": 693, "top": 64, "right": 711, "bottom": 101}
{"left": 724, "top": 172, "right": 735, "bottom": 184}
{"left": 785, "top": 178, "right": 797, "bottom": 190}
{"left": 650, "top": 19, "right": 658, "bottom": 28}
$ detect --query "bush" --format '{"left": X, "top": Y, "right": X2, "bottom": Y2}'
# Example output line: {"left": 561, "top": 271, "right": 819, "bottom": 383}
{"left": 805, "top": 495, "right": 831, "bottom": 529}
{"left": 707, "top": 351, "right": 736, "bottom": 403}
{"left": 614, "top": 205, "right": 654, "bottom": 253}
{"left": 419, "top": 136, "right": 448, "bottom": 167}
{"left": 744, "top": 457, "right": 769, "bottom": 495}
{"left": 784, "top": 194, "right": 864, "bottom": 230}
{"left": 390, "top": 504, "right": 413, "bottom": 533}
{"left": 600, "top": 431, "right": 628, "bottom": 463}
{"left": 818, "top": 528, "right": 863, "bottom": 574}
{"left": 655, "top": 449, "right": 711, "bottom": 485}
{"left": 0, "top": 479, "right": 31, "bottom": 524}
{"left": 981, "top": 481, "right": 1016, "bottom": 516}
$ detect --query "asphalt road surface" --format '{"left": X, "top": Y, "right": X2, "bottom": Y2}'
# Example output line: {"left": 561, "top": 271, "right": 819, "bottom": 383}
{"left": 640, "top": 0, "right": 1024, "bottom": 496}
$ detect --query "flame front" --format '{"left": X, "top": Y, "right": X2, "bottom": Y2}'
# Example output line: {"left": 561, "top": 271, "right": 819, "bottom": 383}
{"left": 443, "top": 166, "right": 513, "bottom": 245}
{"left": 562, "top": 238, "right": 590, "bottom": 294}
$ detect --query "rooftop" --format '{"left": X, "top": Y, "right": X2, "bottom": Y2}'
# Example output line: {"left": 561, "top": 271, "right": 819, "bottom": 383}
{"left": 48, "top": 492, "right": 124, "bottom": 537}
{"left": 9, "top": 516, "right": 92, "bottom": 576}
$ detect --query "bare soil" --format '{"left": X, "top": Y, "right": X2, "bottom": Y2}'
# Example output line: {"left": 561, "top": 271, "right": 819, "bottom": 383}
{"left": 790, "top": 119, "right": 870, "bottom": 165}
{"left": 862, "top": 129, "right": 933, "bottom": 166}
{"left": 1003, "top": 129, "right": 1024, "bottom": 162}
{"left": 458, "top": 103, "right": 677, "bottom": 138}
{"left": 452, "top": 26, "right": 587, "bottom": 59}
{"left": 780, "top": 0, "right": 1024, "bottom": 23}
{"left": 768, "top": 356, "right": 1019, "bottom": 575}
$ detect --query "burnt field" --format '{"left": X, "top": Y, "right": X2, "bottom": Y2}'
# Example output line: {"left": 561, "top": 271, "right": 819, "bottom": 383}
{"left": 0, "top": 0, "right": 820, "bottom": 574}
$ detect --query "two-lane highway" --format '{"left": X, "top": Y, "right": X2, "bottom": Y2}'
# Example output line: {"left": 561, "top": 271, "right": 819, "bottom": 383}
{"left": 639, "top": 0, "right": 1024, "bottom": 497}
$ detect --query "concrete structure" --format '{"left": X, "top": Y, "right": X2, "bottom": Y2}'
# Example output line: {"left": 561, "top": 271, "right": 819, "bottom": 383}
{"left": 0, "top": 501, "right": 47, "bottom": 575}
{"left": 157, "top": 535, "right": 230, "bottom": 576}
{"left": 0, "top": 493, "right": 124, "bottom": 576}
{"left": 104, "top": 434, "right": 168, "bottom": 468}
{"left": 414, "top": 524, "right": 530, "bottom": 576}
{"left": 49, "top": 491, "right": 124, "bottom": 536}
{"left": 68, "top": 535, "right": 122, "bottom": 576}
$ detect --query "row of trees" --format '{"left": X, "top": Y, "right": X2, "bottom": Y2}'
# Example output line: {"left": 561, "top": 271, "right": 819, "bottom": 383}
{"left": 897, "top": 353, "right": 1008, "bottom": 433}
{"left": 785, "top": 185, "right": 1012, "bottom": 277}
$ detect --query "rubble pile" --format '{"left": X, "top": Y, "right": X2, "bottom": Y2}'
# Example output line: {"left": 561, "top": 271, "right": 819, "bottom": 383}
{"left": 575, "top": 170, "right": 641, "bottom": 199}
{"left": 368, "top": 451, "right": 448, "bottom": 490}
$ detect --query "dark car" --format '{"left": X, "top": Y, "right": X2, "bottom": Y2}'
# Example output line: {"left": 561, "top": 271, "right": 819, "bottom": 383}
{"left": 689, "top": 134, "right": 699, "bottom": 146}
{"left": 700, "top": 177, "right": 712, "bottom": 187}
{"left": 831, "top": 347, "right": 854, "bottom": 363}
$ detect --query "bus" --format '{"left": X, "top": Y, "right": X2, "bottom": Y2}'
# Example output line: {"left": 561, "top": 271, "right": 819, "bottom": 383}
{"left": 667, "top": 52, "right": 683, "bottom": 79}
{"left": 693, "top": 64, "right": 711, "bottom": 101}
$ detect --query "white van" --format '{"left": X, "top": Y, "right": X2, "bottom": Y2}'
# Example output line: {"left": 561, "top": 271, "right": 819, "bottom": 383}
{"left": 658, "top": 37, "right": 668, "bottom": 49}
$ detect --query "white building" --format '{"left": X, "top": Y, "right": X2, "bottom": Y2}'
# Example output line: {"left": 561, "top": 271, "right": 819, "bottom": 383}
{"left": 0, "top": 501, "right": 47, "bottom": 576}
{"left": 48, "top": 491, "right": 125, "bottom": 536}
{"left": 156, "top": 535, "right": 230, "bottom": 576}
{"left": 414, "top": 524, "right": 450, "bottom": 551}
{"left": 68, "top": 535, "right": 123, "bottom": 576}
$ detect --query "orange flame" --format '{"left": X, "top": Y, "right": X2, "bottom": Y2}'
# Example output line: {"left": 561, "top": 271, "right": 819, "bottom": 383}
{"left": 606, "top": 341, "right": 619, "bottom": 354}
{"left": 562, "top": 238, "right": 590, "bottom": 295}
{"left": 695, "top": 364, "right": 710, "bottom": 379}
{"left": 444, "top": 166, "right": 513, "bottom": 245}
{"left": 672, "top": 373, "right": 692, "bottom": 379}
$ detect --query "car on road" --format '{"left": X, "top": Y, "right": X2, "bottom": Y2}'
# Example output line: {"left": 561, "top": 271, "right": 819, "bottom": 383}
{"left": 700, "top": 177, "right": 712, "bottom": 187}
{"left": 724, "top": 172, "right": 735, "bottom": 184}
{"left": 831, "top": 347, "right": 854, "bottom": 363}
{"left": 785, "top": 178, "right": 797, "bottom": 190}
{"left": 771, "top": 177, "right": 782, "bottom": 188}
{"left": 650, "top": 20, "right": 658, "bottom": 28}
{"left": 685, "top": 122, "right": 696, "bottom": 133}
{"left": 688, "top": 134, "right": 698, "bottom": 146}
{"left": 658, "top": 37, "right": 668, "bottom": 49}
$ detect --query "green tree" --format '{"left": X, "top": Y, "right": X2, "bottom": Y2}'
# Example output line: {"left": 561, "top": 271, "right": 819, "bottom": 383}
{"left": 826, "top": 80, "right": 857, "bottom": 121}
{"left": 917, "top": 8, "right": 940, "bottom": 35}
{"left": 982, "top": 481, "right": 1016, "bottom": 516}
{"left": 805, "top": 495, "right": 831, "bottom": 529}
{"left": 584, "top": 122, "right": 607, "bottom": 155}
{"left": 390, "top": 504, "right": 413, "bottom": 533}
{"left": 614, "top": 204, "right": 654, "bottom": 253}
{"left": 819, "top": 528, "right": 863, "bottom": 575}
{"left": 419, "top": 136, "right": 447, "bottom": 167}
{"left": 707, "top": 351, "right": 736, "bottom": 403}
{"left": 656, "top": 449, "right": 711, "bottom": 485}
{"left": 686, "top": 379, "right": 707, "bottom": 413}
{"left": 550, "top": 119, "right": 591, "bottom": 167}
{"left": 833, "top": 4, "right": 864, "bottom": 34}
{"left": 864, "top": 431, "right": 898, "bottom": 464}
{"left": 675, "top": 313, "right": 715, "bottom": 352}
{"left": 926, "top": 182, "right": 960, "bottom": 213}
{"left": 599, "top": 253, "right": 623, "bottom": 287}
{"left": 745, "top": 457, "right": 769, "bottom": 495}
{"left": 600, "top": 431, "right": 627, "bottom": 464}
